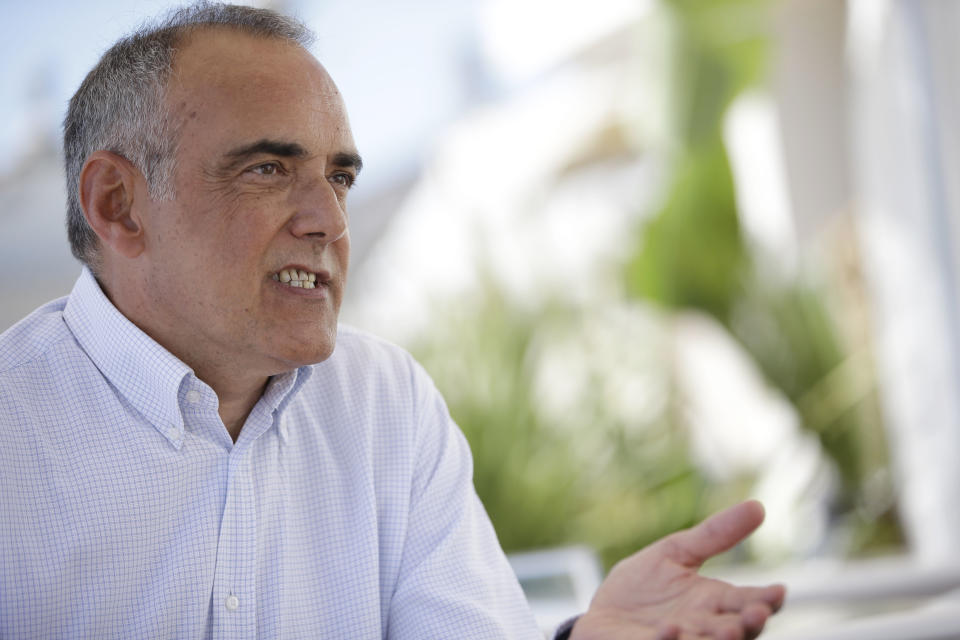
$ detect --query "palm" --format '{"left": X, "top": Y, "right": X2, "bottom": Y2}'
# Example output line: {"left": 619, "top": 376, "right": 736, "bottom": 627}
{"left": 571, "top": 501, "right": 785, "bottom": 640}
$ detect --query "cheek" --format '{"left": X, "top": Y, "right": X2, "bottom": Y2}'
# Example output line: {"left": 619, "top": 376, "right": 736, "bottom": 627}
{"left": 337, "top": 237, "right": 350, "bottom": 267}
{"left": 331, "top": 239, "right": 351, "bottom": 289}
{"left": 197, "top": 201, "right": 272, "bottom": 269}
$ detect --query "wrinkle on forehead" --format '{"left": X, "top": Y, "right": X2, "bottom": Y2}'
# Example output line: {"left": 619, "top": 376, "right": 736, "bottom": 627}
{"left": 164, "top": 28, "right": 356, "bottom": 162}
{"left": 170, "top": 27, "right": 344, "bottom": 113}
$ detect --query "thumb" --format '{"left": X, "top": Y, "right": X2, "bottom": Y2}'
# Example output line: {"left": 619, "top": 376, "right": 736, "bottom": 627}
{"left": 662, "top": 500, "right": 766, "bottom": 568}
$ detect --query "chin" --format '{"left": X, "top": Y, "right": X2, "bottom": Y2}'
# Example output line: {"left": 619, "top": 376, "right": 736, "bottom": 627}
{"left": 271, "top": 337, "right": 338, "bottom": 370}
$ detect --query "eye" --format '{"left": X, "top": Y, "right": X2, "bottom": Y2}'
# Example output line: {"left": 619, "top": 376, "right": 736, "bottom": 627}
{"left": 330, "top": 172, "right": 356, "bottom": 188}
{"left": 248, "top": 161, "right": 284, "bottom": 176}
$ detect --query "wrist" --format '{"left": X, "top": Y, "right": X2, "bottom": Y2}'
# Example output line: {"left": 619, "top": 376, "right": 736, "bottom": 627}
{"left": 554, "top": 614, "right": 579, "bottom": 640}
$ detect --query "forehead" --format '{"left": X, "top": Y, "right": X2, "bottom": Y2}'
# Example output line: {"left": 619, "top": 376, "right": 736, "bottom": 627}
{"left": 167, "top": 28, "right": 354, "bottom": 154}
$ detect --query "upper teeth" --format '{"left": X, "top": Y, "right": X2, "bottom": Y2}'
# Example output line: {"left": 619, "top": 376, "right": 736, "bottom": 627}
{"left": 273, "top": 269, "right": 317, "bottom": 289}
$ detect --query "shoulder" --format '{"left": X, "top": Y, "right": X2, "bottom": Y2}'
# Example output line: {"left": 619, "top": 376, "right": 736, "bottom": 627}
{"left": 0, "top": 297, "right": 71, "bottom": 375}
{"left": 0, "top": 297, "right": 79, "bottom": 454}
{"left": 332, "top": 324, "right": 416, "bottom": 364}
{"left": 318, "top": 323, "right": 427, "bottom": 388}
{"left": 298, "top": 324, "right": 441, "bottom": 426}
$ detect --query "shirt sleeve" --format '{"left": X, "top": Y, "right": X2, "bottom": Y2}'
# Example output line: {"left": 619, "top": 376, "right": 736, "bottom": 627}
{"left": 385, "top": 363, "right": 543, "bottom": 639}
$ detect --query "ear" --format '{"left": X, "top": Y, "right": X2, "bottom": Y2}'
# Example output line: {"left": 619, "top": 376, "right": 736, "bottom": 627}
{"left": 78, "top": 150, "right": 147, "bottom": 259}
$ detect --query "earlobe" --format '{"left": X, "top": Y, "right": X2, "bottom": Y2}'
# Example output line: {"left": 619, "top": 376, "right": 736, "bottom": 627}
{"left": 79, "top": 151, "right": 146, "bottom": 259}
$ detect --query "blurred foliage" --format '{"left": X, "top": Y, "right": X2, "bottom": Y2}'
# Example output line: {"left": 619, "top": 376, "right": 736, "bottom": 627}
{"left": 626, "top": 140, "right": 745, "bottom": 320}
{"left": 625, "top": 0, "right": 900, "bottom": 549}
{"left": 625, "top": 0, "right": 769, "bottom": 314}
{"left": 409, "top": 0, "right": 901, "bottom": 567}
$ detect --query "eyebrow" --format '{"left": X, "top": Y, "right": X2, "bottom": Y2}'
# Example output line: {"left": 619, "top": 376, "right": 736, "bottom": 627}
{"left": 220, "top": 139, "right": 363, "bottom": 175}
{"left": 224, "top": 139, "right": 308, "bottom": 162}
{"left": 332, "top": 151, "right": 363, "bottom": 175}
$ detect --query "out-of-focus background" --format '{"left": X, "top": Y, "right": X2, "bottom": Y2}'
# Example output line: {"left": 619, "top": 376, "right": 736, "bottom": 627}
{"left": 3, "top": 0, "right": 959, "bottom": 636}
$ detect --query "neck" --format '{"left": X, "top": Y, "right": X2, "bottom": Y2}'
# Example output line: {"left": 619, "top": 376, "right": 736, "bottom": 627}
{"left": 195, "top": 364, "right": 270, "bottom": 442}
{"left": 97, "top": 268, "right": 272, "bottom": 442}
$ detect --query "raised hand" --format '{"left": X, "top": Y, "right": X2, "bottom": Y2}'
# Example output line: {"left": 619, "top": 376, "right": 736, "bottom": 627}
{"left": 570, "top": 500, "right": 786, "bottom": 640}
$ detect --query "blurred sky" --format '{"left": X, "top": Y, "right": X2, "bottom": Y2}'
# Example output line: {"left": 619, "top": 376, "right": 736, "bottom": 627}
{"left": 0, "top": 0, "right": 484, "bottom": 188}
{"left": 0, "top": 0, "right": 648, "bottom": 183}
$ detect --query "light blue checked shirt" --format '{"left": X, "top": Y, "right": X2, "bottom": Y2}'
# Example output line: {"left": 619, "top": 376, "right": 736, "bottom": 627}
{"left": 0, "top": 267, "right": 541, "bottom": 639}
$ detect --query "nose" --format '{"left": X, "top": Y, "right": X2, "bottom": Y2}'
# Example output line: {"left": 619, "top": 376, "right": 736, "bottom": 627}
{"left": 287, "top": 175, "right": 348, "bottom": 243}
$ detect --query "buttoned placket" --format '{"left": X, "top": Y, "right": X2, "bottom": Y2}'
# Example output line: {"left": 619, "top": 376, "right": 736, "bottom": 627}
{"left": 202, "top": 370, "right": 304, "bottom": 639}
{"left": 206, "top": 378, "right": 296, "bottom": 640}
{"left": 211, "top": 445, "right": 258, "bottom": 639}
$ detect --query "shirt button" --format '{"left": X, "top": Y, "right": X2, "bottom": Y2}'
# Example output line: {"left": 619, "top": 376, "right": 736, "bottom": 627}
{"left": 225, "top": 595, "right": 240, "bottom": 611}
{"left": 186, "top": 390, "right": 201, "bottom": 404}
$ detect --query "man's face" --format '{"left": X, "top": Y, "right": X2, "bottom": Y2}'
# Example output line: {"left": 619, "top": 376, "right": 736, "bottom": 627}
{"left": 131, "top": 30, "right": 359, "bottom": 377}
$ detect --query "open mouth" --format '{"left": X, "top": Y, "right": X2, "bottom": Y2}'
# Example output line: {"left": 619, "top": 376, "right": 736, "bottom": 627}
{"left": 272, "top": 268, "right": 319, "bottom": 289}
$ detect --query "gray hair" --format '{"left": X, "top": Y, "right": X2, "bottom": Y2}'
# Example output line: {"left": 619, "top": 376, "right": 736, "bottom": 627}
{"left": 63, "top": 2, "right": 315, "bottom": 269}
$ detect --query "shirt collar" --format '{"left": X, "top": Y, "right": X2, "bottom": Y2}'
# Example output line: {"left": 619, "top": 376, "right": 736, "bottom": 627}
{"left": 264, "top": 366, "right": 312, "bottom": 413}
{"left": 229, "top": 363, "right": 312, "bottom": 446}
{"left": 63, "top": 267, "right": 193, "bottom": 448}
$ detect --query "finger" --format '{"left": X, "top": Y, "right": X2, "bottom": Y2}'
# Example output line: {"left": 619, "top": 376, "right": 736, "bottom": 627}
{"left": 719, "top": 583, "right": 786, "bottom": 613}
{"left": 715, "top": 622, "right": 746, "bottom": 640}
{"left": 762, "top": 584, "right": 786, "bottom": 612}
{"left": 660, "top": 623, "right": 722, "bottom": 640}
{"left": 741, "top": 601, "right": 772, "bottom": 639}
{"left": 662, "top": 612, "right": 751, "bottom": 640}
{"left": 693, "top": 611, "right": 747, "bottom": 640}
{"left": 664, "top": 501, "right": 766, "bottom": 567}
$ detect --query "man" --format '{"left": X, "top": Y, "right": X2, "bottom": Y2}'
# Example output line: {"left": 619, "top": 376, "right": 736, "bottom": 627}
{"left": 0, "top": 3, "right": 784, "bottom": 638}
